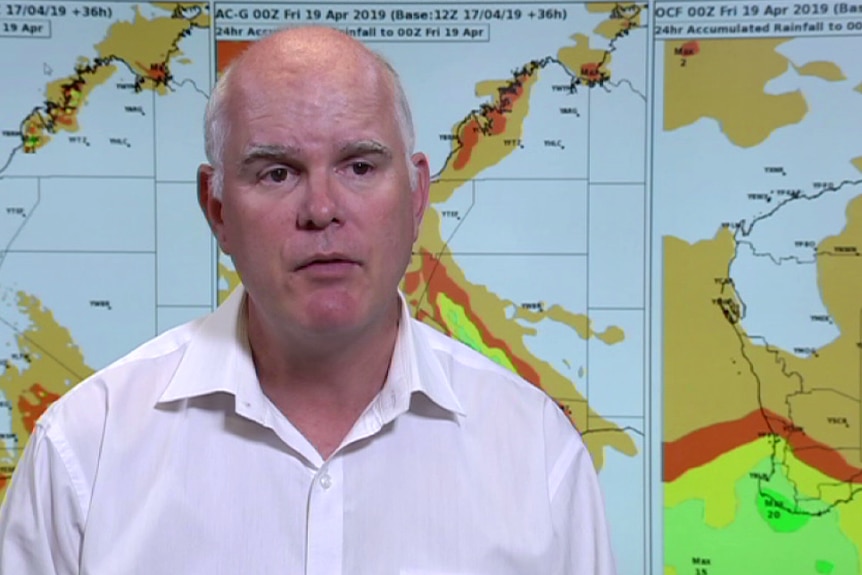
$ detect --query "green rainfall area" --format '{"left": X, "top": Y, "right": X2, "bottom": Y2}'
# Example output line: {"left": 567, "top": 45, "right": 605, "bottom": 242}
{"left": 437, "top": 292, "right": 516, "bottom": 372}
{"left": 665, "top": 458, "right": 858, "bottom": 574}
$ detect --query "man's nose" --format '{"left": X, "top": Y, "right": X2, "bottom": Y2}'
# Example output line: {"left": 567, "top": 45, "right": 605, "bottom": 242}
{"left": 297, "top": 171, "right": 341, "bottom": 230}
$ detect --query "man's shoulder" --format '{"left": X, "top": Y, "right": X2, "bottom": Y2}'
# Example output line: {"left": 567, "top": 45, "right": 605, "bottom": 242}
{"left": 408, "top": 316, "right": 585, "bottom": 472}
{"left": 98, "top": 312, "right": 202, "bottom": 376}
{"left": 39, "top": 315, "right": 204, "bottom": 432}
{"left": 410, "top": 317, "right": 553, "bottom": 409}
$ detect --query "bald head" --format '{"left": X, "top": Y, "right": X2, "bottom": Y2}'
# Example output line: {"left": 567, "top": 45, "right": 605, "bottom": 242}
{"left": 204, "top": 27, "right": 417, "bottom": 198}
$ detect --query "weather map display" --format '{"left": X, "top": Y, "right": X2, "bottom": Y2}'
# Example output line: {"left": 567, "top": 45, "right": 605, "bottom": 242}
{"left": 0, "top": 0, "right": 861, "bottom": 573}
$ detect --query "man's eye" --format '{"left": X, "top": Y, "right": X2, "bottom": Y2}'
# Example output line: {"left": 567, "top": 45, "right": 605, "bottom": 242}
{"left": 264, "top": 167, "right": 289, "bottom": 182}
{"left": 351, "top": 162, "right": 373, "bottom": 176}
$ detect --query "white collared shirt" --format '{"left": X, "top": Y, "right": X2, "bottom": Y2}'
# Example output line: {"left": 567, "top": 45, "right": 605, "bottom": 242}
{"left": 0, "top": 286, "right": 615, "bottom": 575}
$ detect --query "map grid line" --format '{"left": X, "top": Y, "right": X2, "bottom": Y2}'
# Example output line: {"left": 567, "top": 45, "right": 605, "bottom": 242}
{"left": 153, "top": 89, "right": 159, "bottom": 335}
{"left": 585, "top": 61, "right": 591, "bottom": 430}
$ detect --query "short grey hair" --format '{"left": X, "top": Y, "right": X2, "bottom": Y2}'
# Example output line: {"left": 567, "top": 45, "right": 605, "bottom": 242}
{"left": 203, "top": 43, "right": 418, "bottom": 199}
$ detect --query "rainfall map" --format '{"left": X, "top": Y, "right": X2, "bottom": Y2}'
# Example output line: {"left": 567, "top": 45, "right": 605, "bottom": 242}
{"left": 2, "top": 1, "right": 862, "bottom": 573}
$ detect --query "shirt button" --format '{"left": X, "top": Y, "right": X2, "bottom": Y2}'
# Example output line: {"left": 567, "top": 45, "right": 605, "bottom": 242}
{"left": 319, "top": 473, "right": 332, "bottom": 490}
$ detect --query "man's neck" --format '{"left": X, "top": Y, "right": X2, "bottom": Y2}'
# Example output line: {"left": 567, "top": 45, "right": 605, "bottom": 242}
{"left": 244, "top": 297, "right": 401, "bottom": 459}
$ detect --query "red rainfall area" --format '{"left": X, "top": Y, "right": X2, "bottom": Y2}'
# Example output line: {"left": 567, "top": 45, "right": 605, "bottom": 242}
{"left": 452, "top": 73, "right": 529, "bottom": 171}
{"left": 665, "top": 408, "right": 862, "bottom": 484}
{"left": 18, "top": 383, "right": 61, "bottom": 434}
{"left": 406, "top": 250, "right": 541, "bottom": 386}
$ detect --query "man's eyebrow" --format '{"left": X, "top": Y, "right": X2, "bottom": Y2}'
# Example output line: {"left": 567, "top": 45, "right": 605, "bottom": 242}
{"left": 239, "top": 144, "right": 301, "bottom": 165}
{"left": 339, "top": 140, "right": 393, "bottom": 159}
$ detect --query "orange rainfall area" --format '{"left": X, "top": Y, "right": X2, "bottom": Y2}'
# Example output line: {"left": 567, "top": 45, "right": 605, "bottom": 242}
{"left": 19, "top": 3, "right": 209, "bottom": 153}
{"left": 213, "top": 5, "right": 646, "bottom": 469}
{"left": 0, "top": 293, "right": 94, "bottom": 500}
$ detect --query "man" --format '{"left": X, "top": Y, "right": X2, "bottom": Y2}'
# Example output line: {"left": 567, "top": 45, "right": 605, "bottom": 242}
{"left": 0, "top": 27, "right": 616, "bottom": 574}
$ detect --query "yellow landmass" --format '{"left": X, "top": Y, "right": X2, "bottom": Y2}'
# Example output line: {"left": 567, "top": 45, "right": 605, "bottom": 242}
{"left": 597, "top": 325, "right": 625, "bottom": 345}
{"left": 513, "top": 303, "right": 625, "bottom": 344}
{"left": 665, "top": 226, "right": 836, "bottom": 449}
{"left": 794, "top": 60, "right": 846, "bottom": 82}
{"left": 95, "top": 5, "right": 204, "bottom": 94}
{"left": 586, "top": 2, "right": 620, "bottom": 12}
{"left": 558, "top": 399, "right": 589, "bottom": 432}
{"left": 544, "top": 305, "right": 595, "bottom": 336}
{"left": 664, "top": 39, "right": 808, "bottom": 147}
{"left": 852, "top": 157, "right": 862, "bottom": 173}
{"left": 776, "top": 193, "right": 862, "bottom": 468}
{"left": 665, "top": 195, "right": 862, "bottom": 468}
{"left": 788, "top": 389, "right": 859, "bottom": 450}
{"left": 664, "top": 227, "right": 759, "bottom": 441}
{"left": 435, "top": 64, "right": 540, "bottom": 205}
{"left": 475, "top": 79, "right": 508, "bottom": 100}
{"left": 152, "top": 2, "right": 211, "bottom": 27}
{"left": 218, "top": 261, "right": 241, "bottom": 304}
{"left": 592, "top": 4, "right": 643, "bottom": 40}
{"left": 0, "top": 292, "right": 93, "bottom": 502}
{"left": 43, "top": 61, "right": 117, "bottom": 130}
{"left": 510, "top": 304, "right": 547, "bottom": 324}
{"left": 21, "top": 3, "right": 207, "bottom": 154}
{"left": 665, "top": 226, "right": 807, "bottom": 440}
{"left": 22, "top": 61, "right": 117, "bottom": 153}
{"left": 818, "top": 194, "right": 862, "bottom": 335}
{"left": 855, "top": 81, "right": 862, "bottom": 94}
{"left": 558, "top": 33, "right": 611, "bottom": 85}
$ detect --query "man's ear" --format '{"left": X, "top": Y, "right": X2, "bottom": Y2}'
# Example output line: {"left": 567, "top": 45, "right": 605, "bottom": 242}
{"left": 410, "top": 152, "right": 431, "bottom": 241}
{"left": 197, "top": 164, "right": 231, "bottom": 255}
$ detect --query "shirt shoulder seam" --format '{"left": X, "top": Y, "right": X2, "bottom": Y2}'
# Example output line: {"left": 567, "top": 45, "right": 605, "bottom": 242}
{"left": 547, "top": 433, "right": 582, "bottom": 501}
{"left": 39, "top": 421, "right": 91, "bottom": 520}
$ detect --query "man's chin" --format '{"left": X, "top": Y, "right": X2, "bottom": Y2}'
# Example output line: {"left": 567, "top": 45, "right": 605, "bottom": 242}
{"left": 296, "top": 296, "right": 366, "bottom": 333}
{"left": 294, "top": 291, "right": 398, "bottom": 342}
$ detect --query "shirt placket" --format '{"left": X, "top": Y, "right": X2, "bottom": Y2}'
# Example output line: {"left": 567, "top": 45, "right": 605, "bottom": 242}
{"left": 305, "top": 455, "right": 344, "bottom": 575}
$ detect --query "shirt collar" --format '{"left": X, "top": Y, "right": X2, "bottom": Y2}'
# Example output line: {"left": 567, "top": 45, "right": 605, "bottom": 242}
{"left": 157, "top": 284, "right": 255, "bottom": 404}
{"left": 158, "top": 285, "right": 465, "bottom": 418}
{"left": 388, "top": 292, "right": 465, "bottom": 417}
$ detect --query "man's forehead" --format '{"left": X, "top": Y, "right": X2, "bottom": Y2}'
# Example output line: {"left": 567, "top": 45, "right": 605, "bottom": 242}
{"left": 231, "top": 57, "right": 391, "bottom": 111}
{"left": 227, "top": 61, "right": 398, "bottom": 135}
{"left": 219, "top": 31, "right": 405, "bottom": 154}
{"left": 229, "top": 84, "right": 395, "bottom": 134}
{"left": 226, "top": 88, "right": 403, "bottom": 158}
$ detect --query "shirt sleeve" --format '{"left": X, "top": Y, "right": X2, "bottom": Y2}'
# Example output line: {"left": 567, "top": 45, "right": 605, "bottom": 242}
{"left": 0, "top": 422, "right": 84, "bottom": 575}
{"left": 544, "top": 398, "right": 618, "bottom": 575}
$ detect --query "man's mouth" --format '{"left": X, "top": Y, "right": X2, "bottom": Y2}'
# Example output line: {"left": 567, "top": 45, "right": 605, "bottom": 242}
{"left": 296, "top": 254, "right": 359, "bottom": 272}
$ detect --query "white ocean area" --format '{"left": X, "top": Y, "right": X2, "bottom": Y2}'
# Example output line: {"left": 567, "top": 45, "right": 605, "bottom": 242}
{"left": 731, "top": 241, "right": 840, "bottom": 354}
{"left": 653, "top": 35, "right": 862, "bottom": 246}
{"left": 599, "top": 418, "right": 646, "bottom": 575}
{"left": 0, "top": 251, "right": 157, "bottom": 369}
